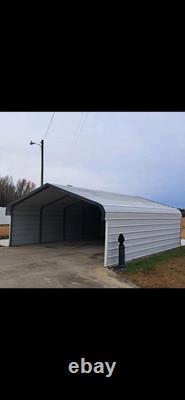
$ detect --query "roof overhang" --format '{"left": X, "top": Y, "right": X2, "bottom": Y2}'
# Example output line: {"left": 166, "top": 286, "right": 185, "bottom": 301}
{"left": 6, "top": 183, "right": 105, "bottom": 216}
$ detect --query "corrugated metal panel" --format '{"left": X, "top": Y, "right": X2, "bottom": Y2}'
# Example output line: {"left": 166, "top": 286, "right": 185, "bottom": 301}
{"left": 41, "top": 214, "right": 62, "bottom": 243}
{"left": 0, "top": 207, "right": 10, "bottom": 224}
{"left": 126, "top": 243, "right": 180, "bottom": 261}
{"left": 40, "top": 199, "right": 86, "bottom": 243}
{"left": 41, "top": 205, "right": 65, "bottom": 243}
{"left": 104, "top": 211, "right": 181, "bottom": 266}
{"left": 105, "top": 213, "right": 179, "bottom": 220}
{"left": 108, "top": 232, "right": 180, "bottom": 244}
{"left": 54, "top": 184, "right": 180, "bottom": 215}
{"left": 11, "top": 214, "right": 40, "bottom": 245}
{"left": 64, "top": 202, "right": 101, "bottom": 241}
{"left": 65, "top": 205, "right": 83, "bottom": 240}
{"left": 106, "top": 243, "right": 181, "bottom": 267}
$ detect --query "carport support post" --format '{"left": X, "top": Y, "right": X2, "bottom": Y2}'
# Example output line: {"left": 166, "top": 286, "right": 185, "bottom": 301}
{"left": 118, "top": 234, "right": 126, "bottom": 269}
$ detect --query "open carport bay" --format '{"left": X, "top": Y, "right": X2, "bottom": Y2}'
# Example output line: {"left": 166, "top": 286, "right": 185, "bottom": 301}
{"left": 0, "top": 241, "right": 134, "bottom": 288}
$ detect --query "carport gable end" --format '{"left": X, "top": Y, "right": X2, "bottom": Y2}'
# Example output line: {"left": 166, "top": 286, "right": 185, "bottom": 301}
{"left": 6, "top": 183, "right": 105, "bottom": 256}
{"left": 6, "top": 183, "right": 181, "bottom": 267}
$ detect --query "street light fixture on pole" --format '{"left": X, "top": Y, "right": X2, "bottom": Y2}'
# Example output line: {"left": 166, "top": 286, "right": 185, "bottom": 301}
{"left": 29, "top": 139, "right": 44, "bottom": 186}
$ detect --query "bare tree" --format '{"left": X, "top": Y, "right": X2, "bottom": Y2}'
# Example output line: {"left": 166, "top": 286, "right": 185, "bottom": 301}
{"left": 0, "top": 175, "right": 16, "bottom": 207}
{"left": 15, "top": 178, "right": 36, "bottom": 199}
{"left": 0, "top": 175, "right": 36, "bottom": 207}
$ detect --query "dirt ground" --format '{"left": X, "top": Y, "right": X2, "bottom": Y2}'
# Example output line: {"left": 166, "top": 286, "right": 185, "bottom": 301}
{"left": 181, "top": 218, "right": 185, "bottom": 239}
{"left": 124, "top": 255, "right": 185, "bottom": 288}
{"left": 0, "top": 241, "right": 135, "bottom": 288}
{"left": 0, "top": 225, "right": 9, "bottom": 238}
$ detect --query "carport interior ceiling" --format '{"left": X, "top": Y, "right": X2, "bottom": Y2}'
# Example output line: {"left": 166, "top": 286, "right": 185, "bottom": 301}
{"left": 6, "top": 183, "right": 181, "bottom": 267}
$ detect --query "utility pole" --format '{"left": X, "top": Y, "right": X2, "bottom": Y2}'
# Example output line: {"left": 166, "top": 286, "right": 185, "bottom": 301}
{"left": 29, "top": 140, "right": 44, "bottom": 186}
{"left": 29, "top": 112, "right": 55, "bottom": 186}
{"left": 41, "top": 140, "right": 44, "bottom": 186}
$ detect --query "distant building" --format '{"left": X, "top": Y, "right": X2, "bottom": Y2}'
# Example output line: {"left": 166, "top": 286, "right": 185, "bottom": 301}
{"left": 0, "top": 207, "right": 10, "bottom": 239}
{"left": 0, "top": 207, "right": 10, "bottom": 225}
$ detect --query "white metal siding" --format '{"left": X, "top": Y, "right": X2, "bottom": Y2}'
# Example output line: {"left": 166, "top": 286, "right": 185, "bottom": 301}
{"left": 11, "top": 214, "right": 40, "bottom": 246}
{"left": 0, "top": 207, "right": 10, "bottom": 225}
{"left": 104, "top": 212, "right": 181, "bottom": 267}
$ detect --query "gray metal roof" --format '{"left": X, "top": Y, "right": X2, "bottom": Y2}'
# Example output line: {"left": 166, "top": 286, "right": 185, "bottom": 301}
{"left": 6, "top": 183, "right": 180, "bottom": 215}
{"left": 53, "top": 184, "right": 180, "bottom": 214}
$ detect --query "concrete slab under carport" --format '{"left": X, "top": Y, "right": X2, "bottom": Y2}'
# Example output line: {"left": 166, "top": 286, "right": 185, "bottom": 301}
{"left": 0, "top": 241, "right": 135, "bottom": 288}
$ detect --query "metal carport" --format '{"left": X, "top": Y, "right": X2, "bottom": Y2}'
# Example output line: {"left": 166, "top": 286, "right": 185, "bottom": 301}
{"left": 6, "top": 183, "right": 181, "bottom": 267}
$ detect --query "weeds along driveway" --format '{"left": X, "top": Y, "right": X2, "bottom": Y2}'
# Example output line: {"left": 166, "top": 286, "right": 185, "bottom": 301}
{"left": 0, "top": 242, "right": 134, "bottom": 288}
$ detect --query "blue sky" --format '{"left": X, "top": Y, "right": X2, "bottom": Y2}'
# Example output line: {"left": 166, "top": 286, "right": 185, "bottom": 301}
{"left": 0, "top": 112, "right": 184, "bottom": 208}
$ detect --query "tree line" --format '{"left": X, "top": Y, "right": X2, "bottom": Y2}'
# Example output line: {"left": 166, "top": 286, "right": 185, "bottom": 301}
{"left": 0, "top": 175, "right": 36, "bottom": 207}
{"left": 178, "top": 208, "right": 185, "bottom": 217}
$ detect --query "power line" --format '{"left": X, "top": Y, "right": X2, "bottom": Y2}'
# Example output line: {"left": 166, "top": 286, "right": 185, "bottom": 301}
{"left": 78, "top": 112, "right": 88, "bottom": 135}
{"left": 74, "top": 112, "right": 88, "bottom": 144}
{"left": 69, "top": 112, "right": 85, "bottom": 152}
{"left": 60, "top": 112, "right": 87, "bottom": 165}
{"left": 72, "top": 112, "right": 89, "bottom": 159}
{"left": 43, "top": 112, "right": 56, "bottom": 140}
{"left": 72, "top": 112, "right": 85, "bottom": 143}
{"left": 77, "top": 111, "right": 85, "bottom": 131}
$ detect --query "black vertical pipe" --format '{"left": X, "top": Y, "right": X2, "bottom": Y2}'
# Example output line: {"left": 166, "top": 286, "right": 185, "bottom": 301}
{"left": 41, "top": 140, "right": 44, "bottom": 186}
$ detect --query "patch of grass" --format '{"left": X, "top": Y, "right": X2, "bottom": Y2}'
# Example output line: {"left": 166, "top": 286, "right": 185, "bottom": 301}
{"left": 125, "top": 246, "right": 185, "bottom": 273}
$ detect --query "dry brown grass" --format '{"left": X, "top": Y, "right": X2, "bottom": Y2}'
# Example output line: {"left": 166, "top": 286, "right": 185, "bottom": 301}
{"left": 122, "top": 246, "right": 185, "bottom": 288}
{"left": 124, "top": 259, "right": 185, "bottom": 287}
{"left": 0, "top": 225, "right": 9, "bottom": 238}
{"left": 181, "top": 217, "right": 185, "bottom": 239}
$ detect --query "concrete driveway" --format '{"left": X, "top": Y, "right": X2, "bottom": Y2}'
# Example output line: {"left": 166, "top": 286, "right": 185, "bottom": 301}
{"left": 0, "top": 241, "right": 134, "bottom": 288}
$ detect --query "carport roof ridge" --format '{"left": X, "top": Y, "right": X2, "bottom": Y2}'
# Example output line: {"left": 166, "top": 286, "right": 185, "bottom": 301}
{"left": 6, "top": 183, "right": 180, "bottom": 216}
